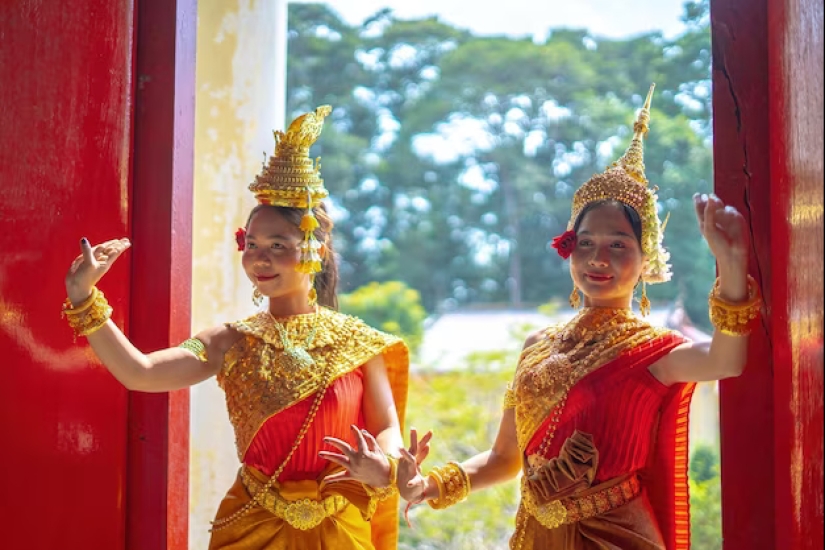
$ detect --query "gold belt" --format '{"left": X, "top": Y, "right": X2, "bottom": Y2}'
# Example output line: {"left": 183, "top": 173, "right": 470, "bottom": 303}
{"left": 240, "top": 467, "right": 349, "bottom": 531}
{"left": 521, "top": 473, "right": 642, "bottom": 530}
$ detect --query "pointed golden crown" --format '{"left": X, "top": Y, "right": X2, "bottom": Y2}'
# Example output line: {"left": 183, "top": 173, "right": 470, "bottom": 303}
{"left": 568, "top": 85, "right": 671, "bottom": 283}
{"left": 249, "top": 105, "right": 332, "bottom": 208}
{"left": 248, "top": 106, "right": 334, "bottom": 281}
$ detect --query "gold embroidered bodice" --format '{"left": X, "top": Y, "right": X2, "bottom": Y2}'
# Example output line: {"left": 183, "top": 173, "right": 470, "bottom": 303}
{"left": 218, "top": 307, "right": 408, "bottom": 460}
{"left": 511, "top": 308, "right": 671, "bottom": 462}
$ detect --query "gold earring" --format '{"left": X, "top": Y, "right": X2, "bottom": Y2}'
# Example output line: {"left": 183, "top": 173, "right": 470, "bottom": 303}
{"left": 252, "top": 288, "right": 263, "bottom": 307}
{"left": 639, "top": 282, "right": 650, "bottom": 317}
{"left": 308, "top": 275, "right": 318, "bottom": 307}
{"left": 569, "top": 285, "right": 581, "bottom": 309}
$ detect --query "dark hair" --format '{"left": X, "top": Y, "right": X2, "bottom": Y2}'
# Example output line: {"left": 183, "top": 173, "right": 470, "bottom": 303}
{"left": 246, "top": 203, "right": 339, "bottom": 309}
{"left": 572, "top": 200, "right": 643, "bottom": 247}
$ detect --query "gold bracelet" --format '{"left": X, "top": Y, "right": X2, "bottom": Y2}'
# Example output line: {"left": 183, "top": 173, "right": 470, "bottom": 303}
{"left": 364, "top": 455, "right": 398, "bottom": 501}
{"left": 427, "top": 461, "right": 471, "bottom": 510}
{"left": 63, "top": 288, "right": 99, "bottom": 314}
{"left": 62, "top": 287, "right": 112, "bottom": 341}
{"left": 708, "top": 275, "right": 762, "bottom": 336}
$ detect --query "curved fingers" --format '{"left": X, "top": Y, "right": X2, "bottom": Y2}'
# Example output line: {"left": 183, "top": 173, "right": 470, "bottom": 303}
{"left": 318, "top": 451, "right": 351, "bottom": 469}
{"left": 323, "top": 470, "right": 352, "bottom": 484}
{"left": 323, "top": 437, "right": 355, "bottom": 458}
{"left": 350, "top": 425, "right": 368, "bottom": 454}
{"left": 360, "top": 429, "right": 380, "bottom": 454}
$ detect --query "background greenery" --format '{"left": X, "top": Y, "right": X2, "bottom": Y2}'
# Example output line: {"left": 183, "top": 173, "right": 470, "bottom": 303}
{"left": 290, "top": 0, "right": 715, "bottom": 328}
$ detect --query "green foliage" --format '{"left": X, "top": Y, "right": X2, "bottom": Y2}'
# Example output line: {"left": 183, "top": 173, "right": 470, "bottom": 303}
{"left": 689, "top": 442, "right": 723, "bottom": 549}
{"left": 399, "top": 348, "right": 522, "bottom": 549}
{"left": 339, "top": 281, "right": 427, "bottom": 355}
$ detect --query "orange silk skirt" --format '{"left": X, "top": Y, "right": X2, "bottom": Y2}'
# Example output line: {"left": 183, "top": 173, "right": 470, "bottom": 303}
{"left": 208, "top": 465, "right": 383, "bottom": 550}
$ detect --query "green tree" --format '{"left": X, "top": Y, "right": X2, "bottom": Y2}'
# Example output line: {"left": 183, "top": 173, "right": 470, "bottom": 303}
{"left": 338, "top": 281, "right": 427, "bottom": 355}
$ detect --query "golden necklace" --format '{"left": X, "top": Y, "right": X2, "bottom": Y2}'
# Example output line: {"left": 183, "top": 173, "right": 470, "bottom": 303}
{"left": 268, "top": 309, "right": 319, "bottom": 372}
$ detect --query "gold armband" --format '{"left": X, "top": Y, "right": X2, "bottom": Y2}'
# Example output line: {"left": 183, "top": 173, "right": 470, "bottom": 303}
{"left": 364, "top": 455, "right": 398, "bottom": 501}
{"left": 427, "top": 461, "right": 471, "bottom": 510}
{"left": 179, "top": 338, "right": 208, "bottom": 363}
{"left": 62, "top": 287, "right": 112, "bottom": 341}
{"left": 708, "top": 275, "right": 762, "bottom": 336}
{"left": 503, "top": 384, "right": 517, "bottom": 410}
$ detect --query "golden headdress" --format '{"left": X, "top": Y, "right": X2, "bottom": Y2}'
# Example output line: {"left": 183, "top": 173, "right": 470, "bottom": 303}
{"left": 567, "top": 84, "right": 671, "bottom": 286}
{"left": 249, "top": 105, "right": 333, "bottom": 281}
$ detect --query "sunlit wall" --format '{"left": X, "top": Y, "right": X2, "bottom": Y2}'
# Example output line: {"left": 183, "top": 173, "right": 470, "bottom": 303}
{"left": 189, "top": 0, "right": 287, "bottom": 546}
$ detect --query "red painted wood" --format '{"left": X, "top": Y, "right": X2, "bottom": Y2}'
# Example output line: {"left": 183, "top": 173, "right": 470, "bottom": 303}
{"left": 713, "top": 0, "right": 824, "bottom": 549}
{"left": 768, "top": 0, "right": 824, "bottom": 549}
{"left": 126, "top": 0, "right": 197, "bottom": 549}
{"left": 0, "top": 1, "right": 135, "bottom": 549}
{"left": 711, "top": 1, "right": 777, "bottom": 548}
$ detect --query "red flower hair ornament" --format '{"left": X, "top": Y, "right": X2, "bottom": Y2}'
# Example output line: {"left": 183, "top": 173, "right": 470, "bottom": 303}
{"left": 551, "top": 230, "right": 577, "bottom": 259}
{"left": 235, "top": 227, "right": 247, "bottom": 251}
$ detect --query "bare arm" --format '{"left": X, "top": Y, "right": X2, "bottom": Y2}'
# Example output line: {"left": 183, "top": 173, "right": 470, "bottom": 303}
{"left": 650, "top": 194, "right": 753, "bottom": 385}
{"left": 319, "top": 353, "right": 406, "bottom": 487}
{"left": 402, "top": 331, "right": 542, "bottom": 502}
{"left": 361, "top": 354, "right": 405, "bottom": 455}
{"left": 64, "top": 237, "right": 234, "bottom": 393}
{"left": 84, "top": 321, "right": 230, "bottom": 392}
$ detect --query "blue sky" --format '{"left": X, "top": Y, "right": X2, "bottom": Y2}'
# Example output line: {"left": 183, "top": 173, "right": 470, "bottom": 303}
{"left": 323, "top": 0, "right": 689, "bottom": 39}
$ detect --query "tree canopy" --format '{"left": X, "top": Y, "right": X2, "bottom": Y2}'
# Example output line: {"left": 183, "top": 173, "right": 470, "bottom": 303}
{"left": 288, "top": 0, "right": 715, "bottom": 328}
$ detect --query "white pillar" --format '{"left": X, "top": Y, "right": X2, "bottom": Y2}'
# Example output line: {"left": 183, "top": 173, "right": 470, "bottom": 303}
{"left": 189, "top": 1, "right": 289, "bottom": 546}
{"left": 272, "top": 0, "right": 288, "bottom": 132}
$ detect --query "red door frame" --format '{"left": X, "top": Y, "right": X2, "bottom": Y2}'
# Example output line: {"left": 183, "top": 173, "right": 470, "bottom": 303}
{"left": 127, "top": 0, "right": 197, "bottom": 548}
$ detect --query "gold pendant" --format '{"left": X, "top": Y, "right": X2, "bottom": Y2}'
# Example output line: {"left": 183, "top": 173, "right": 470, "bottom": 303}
{"left": 282, "top": 346, "right": 316, "bottom": 371}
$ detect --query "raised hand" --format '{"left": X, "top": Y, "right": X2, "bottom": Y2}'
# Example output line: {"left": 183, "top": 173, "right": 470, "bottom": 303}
{"left": 693, "top": 193, "right": 749, "bottom": 271}
{"left": 65, "top": 238, "right": 131, "bottom": 305}
{"left": 397, "top": 427, "right": 433, "bottom": 502}
{"left": 319, "top": 425, "right": 392, "bottom": 487}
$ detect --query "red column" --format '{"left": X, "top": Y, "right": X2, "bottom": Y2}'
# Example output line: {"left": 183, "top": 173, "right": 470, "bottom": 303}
{"left": 767, "top": 0, "right": 824, "bottom": 549}
{"left": 712, "top": 0, "right": 824, "bottom": 549}
{"left": 126, "top": 0, "right": 197, "bottom": 549}
{"left": 711, "top": 0, "right": 776, "bottom": 547}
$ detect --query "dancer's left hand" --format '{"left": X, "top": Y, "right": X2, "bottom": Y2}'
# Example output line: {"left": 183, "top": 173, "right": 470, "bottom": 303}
{"left": 693, "top": 193, "right": 749, "bottom": 271}
{"left": 397, "top": 427, "right": 434, "bottom": 502}
{"left": 320, "top": 425, "right": 392, "bottom": 487}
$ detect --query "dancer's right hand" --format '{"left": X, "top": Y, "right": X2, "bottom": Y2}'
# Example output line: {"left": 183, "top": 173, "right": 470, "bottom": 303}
{"left": 65, "top": 237, "right": 131, "bottom": 305}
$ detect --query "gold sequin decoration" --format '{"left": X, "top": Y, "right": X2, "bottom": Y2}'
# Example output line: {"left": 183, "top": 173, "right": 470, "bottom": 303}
{"left": 219, "top": 307, "right": 407, "bottom": 460}
{"left": 503, "top": 384, "right": 518, "bottom": 410}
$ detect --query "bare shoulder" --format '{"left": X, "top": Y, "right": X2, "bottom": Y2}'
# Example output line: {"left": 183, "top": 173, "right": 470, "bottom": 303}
{"left": 522, "top": 328, "right": 547, "bottom": 351}
{"left": 193, "top": 324, "right": 245, "bottom": 359}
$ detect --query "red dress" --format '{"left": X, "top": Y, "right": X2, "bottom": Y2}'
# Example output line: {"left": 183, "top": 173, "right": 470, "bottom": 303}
{"left": 244, "top": 369, "right": 365, "bottom": 480}
{"left": 517, "top": 331, "right": 695, "bottom": 550}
